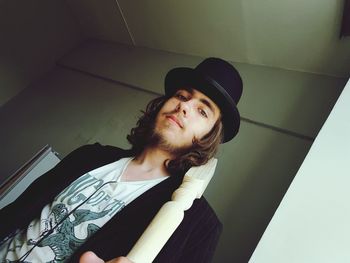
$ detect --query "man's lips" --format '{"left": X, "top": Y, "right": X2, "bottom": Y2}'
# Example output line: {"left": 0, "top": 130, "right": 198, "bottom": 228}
{"left": 166, "top": 115, "right": 183, "bottom": 128}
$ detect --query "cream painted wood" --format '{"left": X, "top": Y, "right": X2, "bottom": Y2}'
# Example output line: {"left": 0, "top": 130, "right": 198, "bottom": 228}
{"left": 0, "top": 146, "right": 60, "bottom": 209}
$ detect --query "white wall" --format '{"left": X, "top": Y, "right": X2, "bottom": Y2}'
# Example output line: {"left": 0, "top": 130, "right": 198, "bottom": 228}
{"left": 58, "top": 40, "right": 346, "bottom": 139}
{"left": 0, "top": 0, "right": 84, "bottom": 106}
{"left": 0, "top": 40, "right": 346, "bottom": 262}
{"left": 249, "top": 79, "right": 350, "bottom": 262}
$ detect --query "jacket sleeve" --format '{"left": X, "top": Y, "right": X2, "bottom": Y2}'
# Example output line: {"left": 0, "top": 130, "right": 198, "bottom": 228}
{"left": 152, "top": 197, "right": 223, "bottom": 263}
{"left": 177, "top": 212, "right": 223, "bottom": 263}
{"left": 0, "top": 143, "right": 100, "bottom": 240}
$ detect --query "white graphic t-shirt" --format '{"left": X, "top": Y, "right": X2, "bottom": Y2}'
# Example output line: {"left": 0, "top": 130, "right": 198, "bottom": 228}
{"left": 0, "top": 157, "right": 168, "bottom": 262}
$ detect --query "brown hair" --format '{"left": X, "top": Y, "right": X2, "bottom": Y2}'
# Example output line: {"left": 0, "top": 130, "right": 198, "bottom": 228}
{"left": 127, "top": 94, "right": 223, "bottom": 174}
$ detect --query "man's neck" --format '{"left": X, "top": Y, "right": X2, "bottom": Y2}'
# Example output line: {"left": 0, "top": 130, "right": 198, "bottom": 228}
{"left": 130, "top": 147, "right": 174, "bottom": 178}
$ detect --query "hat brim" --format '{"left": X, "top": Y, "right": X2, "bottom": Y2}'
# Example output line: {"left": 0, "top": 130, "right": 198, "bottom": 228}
{"left": 164, "top": 67, "right": 240, "bottom": 143}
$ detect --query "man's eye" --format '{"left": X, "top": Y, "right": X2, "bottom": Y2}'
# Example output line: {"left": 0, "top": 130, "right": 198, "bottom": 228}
{"left": 199, "top": 109, "right": 208, "bottom": 118}
{"left": 176, "top": 94, "right": 187, "bottom": 100}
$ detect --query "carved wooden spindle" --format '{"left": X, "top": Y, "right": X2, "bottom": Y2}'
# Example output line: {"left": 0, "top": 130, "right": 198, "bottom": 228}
{"left": 127, "top": 158, "right": 218, "bottom": 263}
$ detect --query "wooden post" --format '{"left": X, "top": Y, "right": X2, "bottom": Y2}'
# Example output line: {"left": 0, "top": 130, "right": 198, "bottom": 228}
{"left": 127, "top": 158, "right": 218, "bottom": 263}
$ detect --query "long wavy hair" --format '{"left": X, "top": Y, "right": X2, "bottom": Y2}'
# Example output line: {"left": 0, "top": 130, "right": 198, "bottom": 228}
{"left": 127, "top": 94, "right": 223, "bottom": 175}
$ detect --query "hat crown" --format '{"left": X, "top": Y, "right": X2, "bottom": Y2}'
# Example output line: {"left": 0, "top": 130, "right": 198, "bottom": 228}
{"left": 195, "top": 57, "right": 243, "bottom": 105}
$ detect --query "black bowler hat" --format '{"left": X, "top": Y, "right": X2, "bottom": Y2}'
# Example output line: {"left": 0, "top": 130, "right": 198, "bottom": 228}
{"left": 164, "top": 57, "right": 243, "bottom": 143}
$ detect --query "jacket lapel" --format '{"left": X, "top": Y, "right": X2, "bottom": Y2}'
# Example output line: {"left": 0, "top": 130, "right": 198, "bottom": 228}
{"left": 70, "top": 144, "right": 185, "bottom": 261}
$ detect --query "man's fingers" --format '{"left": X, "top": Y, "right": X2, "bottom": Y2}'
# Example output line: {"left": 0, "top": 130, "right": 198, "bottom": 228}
{"left": 79, "top": 252, "right": 134, "bottom": 263}
{"left": 79, "top": 251, "right": 105, "bottom": 263}
{"left": 106, "top": 256, "right": 134, "bottom": 263}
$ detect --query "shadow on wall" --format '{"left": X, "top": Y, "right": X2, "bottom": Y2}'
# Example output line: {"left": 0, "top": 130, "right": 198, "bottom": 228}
{"left": 209, "top": 121, "right": 313, "bottom": 263}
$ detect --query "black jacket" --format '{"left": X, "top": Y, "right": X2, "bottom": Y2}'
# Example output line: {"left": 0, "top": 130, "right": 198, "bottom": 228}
{"left": 0, "top": 143, "right": 222, "bottom": 262}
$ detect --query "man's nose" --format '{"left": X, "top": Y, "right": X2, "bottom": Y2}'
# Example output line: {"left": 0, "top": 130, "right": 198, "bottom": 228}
{"left": 177, "top": 100, "right": 193, "bottom": 116}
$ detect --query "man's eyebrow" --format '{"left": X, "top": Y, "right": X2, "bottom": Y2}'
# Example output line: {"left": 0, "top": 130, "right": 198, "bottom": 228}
{"left": 200, "top": 98, "right": 215, "bottom": 115}
{"left": 182, "top": 87, "right": 194, "bottom": 94}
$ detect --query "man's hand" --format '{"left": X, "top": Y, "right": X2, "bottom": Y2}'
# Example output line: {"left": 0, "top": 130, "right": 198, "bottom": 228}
{"left": 79, "top": 251, "right": 134, "bottom": 263}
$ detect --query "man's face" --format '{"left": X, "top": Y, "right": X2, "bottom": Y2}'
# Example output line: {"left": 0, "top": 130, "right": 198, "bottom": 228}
{"left": 153, "top": 88, "right": 221, "bottom": 153}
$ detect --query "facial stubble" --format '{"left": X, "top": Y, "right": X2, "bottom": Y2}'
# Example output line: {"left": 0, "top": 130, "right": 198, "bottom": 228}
{"left": 149, "top": 121, "right": 195, "bottom": 157}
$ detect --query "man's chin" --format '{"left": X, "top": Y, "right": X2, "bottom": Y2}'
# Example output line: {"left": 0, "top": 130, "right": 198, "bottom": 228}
{"left": 149, "top": 132, "right": 193, "bottom": 156}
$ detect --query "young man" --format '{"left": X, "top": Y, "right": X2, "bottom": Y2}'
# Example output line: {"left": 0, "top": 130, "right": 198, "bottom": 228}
{"left": 0, "top": 57, "right": 243, "bottom": 263}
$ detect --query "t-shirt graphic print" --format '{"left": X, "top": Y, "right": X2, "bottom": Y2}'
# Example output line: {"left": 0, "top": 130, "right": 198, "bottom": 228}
{"left": 0, "top": 157, "right": 167, "bottom": 262}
